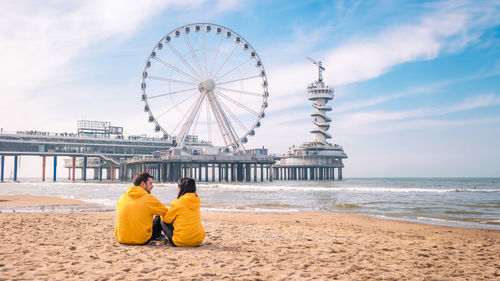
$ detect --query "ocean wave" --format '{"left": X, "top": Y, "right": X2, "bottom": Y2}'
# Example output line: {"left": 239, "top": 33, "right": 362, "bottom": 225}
{"left": 194, "top": 184, "right": 500, "bottom": 194}
{"left": 333, "top": 203, "right": 362, "bottom": 209}
{"left": 201, "top": 206, "right": 300, "bottom": 213}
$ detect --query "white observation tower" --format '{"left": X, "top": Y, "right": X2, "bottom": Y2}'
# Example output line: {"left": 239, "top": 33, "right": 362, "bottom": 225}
{"left": 306, "top": 57, "right": 333, "bottom": 144}
{"left": 273, "top": 58, "right": 347, "bottom": 180}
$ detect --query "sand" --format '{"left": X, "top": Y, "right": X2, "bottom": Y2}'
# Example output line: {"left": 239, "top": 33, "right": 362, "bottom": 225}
{"left": 0, "top": 195, "right": 89, "bottom": 206}
{"left": 0, "top": 196, "right": 499, "bottom": 280}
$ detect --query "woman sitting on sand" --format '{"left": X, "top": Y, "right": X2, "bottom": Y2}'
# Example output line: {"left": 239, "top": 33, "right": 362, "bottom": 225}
{"left": 160, "top": 178, "right": 205, "bottom": 247}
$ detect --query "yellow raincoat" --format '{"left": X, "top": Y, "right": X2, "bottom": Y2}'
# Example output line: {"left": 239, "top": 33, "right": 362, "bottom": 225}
{"left": 163, "top": 193, "right": 205, "bottom": 247}
{"left": 115, "top": 185, "right": 168, "bottom": 245}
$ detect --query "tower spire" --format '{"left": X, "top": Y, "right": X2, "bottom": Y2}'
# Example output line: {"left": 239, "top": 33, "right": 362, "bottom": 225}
{"left": 306, "top": 57, "right": 325, "bottom": 83}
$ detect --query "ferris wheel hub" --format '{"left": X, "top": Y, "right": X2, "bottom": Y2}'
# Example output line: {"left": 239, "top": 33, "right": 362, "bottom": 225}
{"left": 198, "top": 79, "right": 216, "bottom": 93}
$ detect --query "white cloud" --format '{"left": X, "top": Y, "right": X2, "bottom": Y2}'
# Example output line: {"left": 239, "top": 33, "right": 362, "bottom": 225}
{"left": 264, "top": 0, "right": 500, "bottom": 112}
{"left": 0, "top": 0, "right": 241, "bottom": 131}
{"left": 335, "top": 93, "right": 500, "bottom": 135}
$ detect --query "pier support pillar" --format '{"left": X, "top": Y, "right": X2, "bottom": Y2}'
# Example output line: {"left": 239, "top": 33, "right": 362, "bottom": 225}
{"left": 13, "top": 155, "right": 18, "bottom": 182}
{"left": 224, "top": 164, "right": 229, "bottom": 182}
{"left": 53, "top": 156, "right": 57, "bottom": 182}
{"left": 212, "top": 163, "right": 215, "bottom": 182}
{"left": 93, "top": 168, "right": 99, "bottom": 180}
{"left": 246, "top": 164, "right": 251, "bottom": 181}
{"left": 236, "top": 164, "right": 242, "bottom": 181}
{"left": 72, "top": 157, "right": 76, "bottom": 182}
{"left": 260, "top": 164, "right": 264, "bottom": 182}
{"left": 0, "top": 155, "right": 4, "bottom": 182}
{"left": 99, "top": 160, "right": 103, "bottom": 181}
{"left": 165, "top": 163, "right": 171, "bottom": 182}
{"left": 42, "top": 156, "right": 46, "bottom": 182}
{"left": 338, "top": 167, "right": 342, "bottom": 180}
{"left": 83, "top": 156, "right": 87, "bottom": 181}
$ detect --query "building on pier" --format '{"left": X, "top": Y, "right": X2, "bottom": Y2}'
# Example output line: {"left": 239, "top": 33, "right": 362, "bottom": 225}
{"left": 118, "top": 137, "right": 275, "bottom": 183}
{"left": 273, "top": 58, "right": 348, "bottom": 180}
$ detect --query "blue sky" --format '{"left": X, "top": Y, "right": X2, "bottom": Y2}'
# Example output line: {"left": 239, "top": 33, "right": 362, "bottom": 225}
{"left": 0, "top": 0, "right": 499, "bottom": 177}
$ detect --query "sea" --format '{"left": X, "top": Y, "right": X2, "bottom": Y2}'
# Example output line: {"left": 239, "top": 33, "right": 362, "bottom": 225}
{"left": 0, "top": 178, "right": 499, "bottom": 230}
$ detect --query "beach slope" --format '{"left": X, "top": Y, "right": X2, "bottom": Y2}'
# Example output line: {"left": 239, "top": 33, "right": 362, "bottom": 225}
{"left": 0, "top": 196, "right": 498, "bottom": 280}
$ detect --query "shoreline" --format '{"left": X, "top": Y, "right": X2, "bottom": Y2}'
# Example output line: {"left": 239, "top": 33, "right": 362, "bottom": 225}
{"left": 0, "top": 195, "right": 498, "bottom": 231}
{"left": 1, "top": 195, "right": 499, "bottom": 231}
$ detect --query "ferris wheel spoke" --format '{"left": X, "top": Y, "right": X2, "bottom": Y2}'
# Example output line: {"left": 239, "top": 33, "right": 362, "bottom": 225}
{"left": 212, "top": 43, "right": 239, "bottom": 79}
{"left": 216, "top": 87, "right": 264, "bottom": 97}
{"left": 177, "top": 93, "right": 206, "bottom": 147}
{"left": 202, "top": 30, "right": 208, "bottom": 79}
{"left": 206, "top": 97, "right": 212, "bottom": 143}
{"left": 216, "top": 74, "right": 261, "bottom": 86}
{"left": 166, "top": 42, "right": 204, "bottom": 81}
{"left": 210, "top": 91, "right": 241, "bottom": 146}
{"left": 153, "top": 57, "right": 199, "bottom": 83}
{"left": 206, "top": 93, "right": 230, "bottom": 146}
{"left": 148, "top": 76, "right": 197, "bottom": 86}
{"left": 155, "top": 92, "right": 197, "bottom": 119}
{"left": 172, "top": 93, "right": 204, "bottom": 140}
{"left": 213, "top": 89, "right": 258, "bottom": 115}
{"left": 191, "top": 97, "right": 204, "bottom": 135}
{"left": 209, "top": 34, "right": 223, "bottom": 77}
{"left": 183, "top": 33, "right": 205, "bottom": 80}
{"left": 214, "top": 91, "right": 249, "bottom": 133}
{"left": 214, "top": 58, "right": 252, "bottom": 82}
{"left": 148, "top": 87, "right": 198, "bottom": 99}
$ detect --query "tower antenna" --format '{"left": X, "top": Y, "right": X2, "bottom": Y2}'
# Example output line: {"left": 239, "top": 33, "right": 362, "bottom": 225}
{"left": 306, "top": 57, "right": 325, "bottom": 83}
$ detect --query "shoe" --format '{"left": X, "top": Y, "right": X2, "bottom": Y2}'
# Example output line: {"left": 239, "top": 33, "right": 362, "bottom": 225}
{"left": 152, "top": 234, "right": 167, "bottom": 241}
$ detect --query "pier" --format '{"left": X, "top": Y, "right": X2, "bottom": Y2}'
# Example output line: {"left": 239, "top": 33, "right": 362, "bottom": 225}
{"left": 0, "top": 121, "right": 171, "bottom": 182}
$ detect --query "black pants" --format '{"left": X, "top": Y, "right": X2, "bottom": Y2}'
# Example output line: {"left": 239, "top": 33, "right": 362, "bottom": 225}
{"left": 144, "top": 216, "right": 163, "bottom": 245}
{"left": 160, "top": 220, "right": 176, "bottom": 247}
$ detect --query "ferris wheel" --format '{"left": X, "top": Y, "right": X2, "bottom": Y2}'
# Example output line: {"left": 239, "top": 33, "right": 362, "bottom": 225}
{"left": 141, "top": 23, "right": 268, "bottom": 151}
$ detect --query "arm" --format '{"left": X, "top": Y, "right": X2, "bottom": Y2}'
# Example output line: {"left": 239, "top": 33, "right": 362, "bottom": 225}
{"left": 147, "top": 194, "right": 169, "bottom": 216}
{"left": 161, "top": 199, "right": 178, "bottom": 223}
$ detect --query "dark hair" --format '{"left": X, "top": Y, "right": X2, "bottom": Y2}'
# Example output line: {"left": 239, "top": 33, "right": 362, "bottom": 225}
{"left": 178, "top": 178, "right": 196, "bottom": 198}
{"left": 134, "top": 172, "right": 153, "bottom": 186}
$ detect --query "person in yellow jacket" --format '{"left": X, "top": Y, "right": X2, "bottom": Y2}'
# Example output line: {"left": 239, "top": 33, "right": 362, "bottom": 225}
{"left": 115, "top": 172, "right": 168, "bottom": 245}
{"left": 160, "top": 178, "right": 205, "bottom": 247}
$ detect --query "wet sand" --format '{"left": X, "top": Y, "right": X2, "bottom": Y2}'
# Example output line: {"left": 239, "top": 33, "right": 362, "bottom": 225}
{"left": 0, "top": 195, "right": 89, "bottom": 207}
{"left": 0, "top": 195, "right": 499, "bottom": 280}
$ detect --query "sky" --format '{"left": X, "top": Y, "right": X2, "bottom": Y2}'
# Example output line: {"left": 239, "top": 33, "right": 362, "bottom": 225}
{"left": 0, "top": 0, "right": 499, "bottom": 178}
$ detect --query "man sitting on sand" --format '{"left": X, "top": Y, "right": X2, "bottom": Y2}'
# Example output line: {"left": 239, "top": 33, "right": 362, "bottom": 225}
{"left": 115, "top": 172, "right": 168, "bottom": 245}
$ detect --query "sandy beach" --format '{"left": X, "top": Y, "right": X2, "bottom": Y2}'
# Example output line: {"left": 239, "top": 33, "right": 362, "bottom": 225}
{"left": 0, "top": 196, "right": 499, "bottom": 280}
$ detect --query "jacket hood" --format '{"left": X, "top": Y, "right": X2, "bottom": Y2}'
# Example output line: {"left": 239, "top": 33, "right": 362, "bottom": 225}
{"left": 179, "top": 193, "right": 201, "bottom": 209}
{"left": 126, "top": 185, "right": 149, "bottom": 199}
